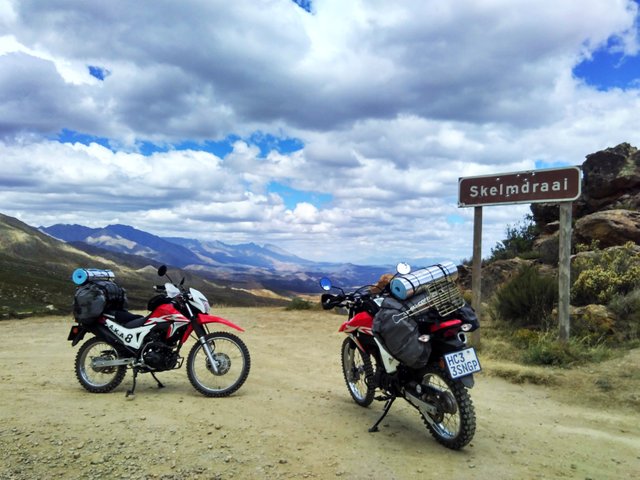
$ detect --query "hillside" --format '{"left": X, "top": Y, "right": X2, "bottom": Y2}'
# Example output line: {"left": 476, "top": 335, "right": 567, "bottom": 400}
{"left": 0, "top": 214, "right": 287, "bottom": 319}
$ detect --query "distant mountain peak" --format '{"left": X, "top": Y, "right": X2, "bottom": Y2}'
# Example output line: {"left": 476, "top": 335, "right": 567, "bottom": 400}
{"left": 37, "top": 220, "right": 388, "bottom": 290}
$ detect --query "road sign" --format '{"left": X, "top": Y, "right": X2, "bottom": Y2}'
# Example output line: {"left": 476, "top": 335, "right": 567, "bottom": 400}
{"left": 458, "top": 166, "right": 581, "bottom": 207}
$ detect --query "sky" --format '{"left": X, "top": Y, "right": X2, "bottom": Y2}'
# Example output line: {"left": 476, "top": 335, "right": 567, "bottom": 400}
{"left": 1, "top": 0, "right": 639, "bottom": 266}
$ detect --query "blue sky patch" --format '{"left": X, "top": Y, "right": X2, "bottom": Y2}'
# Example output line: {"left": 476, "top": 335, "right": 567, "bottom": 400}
{"left": 248, "top": 132, "right": 304, "bottom": 157}
{"left": 267, "top": 182, "right": 332, "bottom": 210}
{"left": 291, "top": 0, "right": 312, "bottom": 13}
{"left": 138, "top": 138, "right": 237, "bottom": 157}
{"left": 56, "top": 129, "right": 112, "bottom": 149}
{"left": 446, "top": 214, "right": 466, "bottom": 225}
{"left": 573, "top": 38, "right": 640, "bottom": 91}
{"left": 55, "top": 129, "right": 305, "bottom": 159}
{"left": 88, "top": 65, "right": 109, "bottom": 81}
{"left": 534, "top": 159, "right": 575, "bottom": 170}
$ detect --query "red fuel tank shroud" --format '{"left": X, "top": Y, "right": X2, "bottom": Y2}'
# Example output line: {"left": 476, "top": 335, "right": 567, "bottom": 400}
{"left": 339, "top": 311, "right": 373, "bottom": 332}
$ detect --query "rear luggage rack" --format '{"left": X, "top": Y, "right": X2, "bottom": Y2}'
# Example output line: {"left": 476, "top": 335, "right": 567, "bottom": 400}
{"left": 397, "top": 277, "right": 465, "bottom": 320}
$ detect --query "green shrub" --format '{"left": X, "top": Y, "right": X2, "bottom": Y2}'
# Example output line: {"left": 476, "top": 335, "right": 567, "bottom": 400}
{"left": 571, "top": 242, "right": 640, "bottom": 306}
{"left": 608, "top": 288, "right": 640, "bottom": 342}
{"left": 570, "top": 304, "right": 615, "bottom": 346}
{"left": 511, "top": 328, "right": 540, "bottom": 348}
{"left": 490, "top": 214, "right": 539, "bottom": 261}
{"left": 492, "top": 264, "right": 557, "bottom": 329}
{"left": 285, "top": 297, "right": 313, "bottom": 310}
{"left": 520, "top": 331, "right": 612, "bottom": 367}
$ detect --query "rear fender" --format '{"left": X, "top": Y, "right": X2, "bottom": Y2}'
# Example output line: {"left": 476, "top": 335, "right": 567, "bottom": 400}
{"left": 459, "top": 373, "right": 475, "bottom": 388}
{"left": 67, "top": 324, "right": 88, "bottom": 346}
{"left": 434, "top": 352, "right": 475, "bottom": 388}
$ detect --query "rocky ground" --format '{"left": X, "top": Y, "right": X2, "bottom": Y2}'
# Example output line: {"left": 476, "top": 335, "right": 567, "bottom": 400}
{"left": 1, "top": 308, "right": 639, "bottom": 479}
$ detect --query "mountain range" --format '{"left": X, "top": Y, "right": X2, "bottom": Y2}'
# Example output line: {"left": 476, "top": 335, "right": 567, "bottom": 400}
{"left": 2, "top": 212, "right": 314, "bottom": 319}
{"left": 39, "top": 223, "right": 389, "bottom": 290}
{"left": 0, "top": 211, "right": 394, "bottom": 318}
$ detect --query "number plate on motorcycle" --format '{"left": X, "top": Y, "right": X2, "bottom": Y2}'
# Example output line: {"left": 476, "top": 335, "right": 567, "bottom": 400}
{"left": 444, "top": 348, "right": 481, "bottom": 379}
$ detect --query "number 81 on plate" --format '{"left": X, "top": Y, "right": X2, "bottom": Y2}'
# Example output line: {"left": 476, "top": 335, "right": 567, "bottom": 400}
{"left": 444, "top": 348, "right": 482, "bottom": 379}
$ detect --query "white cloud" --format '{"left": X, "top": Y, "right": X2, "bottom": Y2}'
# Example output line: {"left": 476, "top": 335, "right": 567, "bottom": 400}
{"left": 0, "top": 0, "right": 639, "bottom": 264}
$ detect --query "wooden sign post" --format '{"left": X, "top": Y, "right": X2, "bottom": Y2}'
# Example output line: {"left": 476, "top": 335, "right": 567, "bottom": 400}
{"left": 458, "top": 166, "right": 581, "bottom": 341}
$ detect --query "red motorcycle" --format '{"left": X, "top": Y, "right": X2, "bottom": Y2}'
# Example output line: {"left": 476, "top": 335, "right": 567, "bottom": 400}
{"left": 68, "top": 266, "right": 250, "bottom": 397}
{"left": 320, "top": 262, "right": 480, "bottom": 450}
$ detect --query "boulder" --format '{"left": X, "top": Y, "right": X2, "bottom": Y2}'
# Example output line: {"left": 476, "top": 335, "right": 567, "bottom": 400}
{"left": 568, "top": 304, "right": 616, "bottom": 340}
{"left": 531, "top": 143, "right": 640, "bottom": 226}
{"left": 533, "top": 232, "right": 559, "bottom": 264}
{"left": 578, "top": 143, "right": 640, "bottom": 215}
{"left": 574, "top": 209, "right": 640, "bottom": 248}
{"left": 530, "top": 202, "right": 560, "bottom": 226}
{"left": 476, "top": 257, "right": 532, "bottom": 300}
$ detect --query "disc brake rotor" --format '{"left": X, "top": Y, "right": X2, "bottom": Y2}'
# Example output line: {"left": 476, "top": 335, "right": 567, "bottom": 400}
{"left": 207, "top": 352, "right": 231, "bottom": 375}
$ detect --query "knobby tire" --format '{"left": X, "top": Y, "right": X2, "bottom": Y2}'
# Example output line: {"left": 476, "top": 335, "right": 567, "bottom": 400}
{"left": 420, "top": 365, "right": 476, "bottom": 450}
{"left": 186, "top": 331, "right": 250, "bottom": 397}
{"left": 75, "top": 336, "right": 127, "bottom": 393}
{"left": 340, "top": 337, "right": 376, "bottom": 407}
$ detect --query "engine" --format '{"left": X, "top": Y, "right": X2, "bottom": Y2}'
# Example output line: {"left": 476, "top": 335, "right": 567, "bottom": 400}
{"left": 141, "top": 341, "right": 179, "bottom": 371}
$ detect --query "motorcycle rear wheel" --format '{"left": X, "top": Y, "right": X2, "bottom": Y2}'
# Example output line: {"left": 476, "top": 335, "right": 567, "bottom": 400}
{"left": 75, "top": 336, "right": 127, "bottom": 393}
{"left": 420, "top": 365, "right": 476, "bottom": 450}
{"left": 187, "top": 332, "right": 251, "bottom": 397}
{"left": 340, "top": 337, "right": 375, "bottom": 407}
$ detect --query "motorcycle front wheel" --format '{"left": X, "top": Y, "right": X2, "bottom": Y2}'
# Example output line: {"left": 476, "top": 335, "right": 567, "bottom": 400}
{"left": 420, "top": 365, "right": 476, "bottom": 450}
{"left": 341, "top": 337, "right": 375, "bottom": 407}
{"left": 75, "top": 336, "right": 127, "bottom": 393}
{"left": 187, "top": 332, "right": 251, "bottom": 397}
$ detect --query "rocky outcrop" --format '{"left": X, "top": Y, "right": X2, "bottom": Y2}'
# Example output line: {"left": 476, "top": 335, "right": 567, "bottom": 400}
{"left": 530, "top": 143, "right": 640, "bottom": 261}
{"left": 533, "top": 232, "right": 559, "bottom": 264}
{"left": 574, "top": 210, "right": 640, "bottom": 248}
{"left": 578, "top": 143, "right": 640, "bottom": 215}
{"left": 459, "top": 257, "right": 534, "bottom": 299}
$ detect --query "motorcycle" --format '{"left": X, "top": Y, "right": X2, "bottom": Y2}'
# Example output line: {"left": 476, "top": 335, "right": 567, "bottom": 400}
{"left": 319, "top": 262, "right": 480, "bottom": 450}
{"left": 67, "top": 266, "right": 250, "bottom": 397}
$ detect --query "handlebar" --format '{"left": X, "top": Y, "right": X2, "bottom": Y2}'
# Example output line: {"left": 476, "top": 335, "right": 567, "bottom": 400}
{"left": 320, "top": 284, "right": 375, "bottom": 311}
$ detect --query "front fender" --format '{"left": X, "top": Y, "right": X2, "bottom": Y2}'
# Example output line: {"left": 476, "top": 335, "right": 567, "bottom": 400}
{"left": 197, "top": 313, "right": 245, "bottom": 332}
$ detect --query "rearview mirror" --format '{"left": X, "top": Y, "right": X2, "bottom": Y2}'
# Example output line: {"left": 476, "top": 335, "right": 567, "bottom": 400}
{"left": 319, "top": 277, "right": 332, "bottom": 291}
{"left": 396, "top": 262, "right": 411, "bottom": 275}
{"left": 157, "top": 265, "right": 167, "bottom": 277}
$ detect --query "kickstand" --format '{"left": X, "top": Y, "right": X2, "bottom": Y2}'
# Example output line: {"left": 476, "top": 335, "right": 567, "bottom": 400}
{"left": 151, "top": 372, "right": 165, "bottom": 389}
{"left": 126, "top": 369, "right": 138, "bottom": 397}
{"left": 369, "top": 396, "right": 396, "bottom": 433}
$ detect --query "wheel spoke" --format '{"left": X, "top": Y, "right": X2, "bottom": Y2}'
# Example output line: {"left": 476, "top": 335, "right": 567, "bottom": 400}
{"left": 75, "top": 337, "right": 126, "bottom": 393}
{"left": 187, "top": 332, "right": 250, "bottom": 397}
{"left": 341, "top": 338, "right": 375, "bottom": 406}
{"left": 420, "top": 367, "right": 475, "bottom": 450}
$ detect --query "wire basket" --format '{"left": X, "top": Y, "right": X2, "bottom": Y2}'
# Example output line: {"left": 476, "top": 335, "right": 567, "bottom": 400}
{"left": 402, "top": 277, "right": 465, "bottom": 319}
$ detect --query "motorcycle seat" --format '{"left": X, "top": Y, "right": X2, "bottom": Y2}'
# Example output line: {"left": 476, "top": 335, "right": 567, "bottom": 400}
{"left": 110, "top": 309, "right": 148, "bottom": 328}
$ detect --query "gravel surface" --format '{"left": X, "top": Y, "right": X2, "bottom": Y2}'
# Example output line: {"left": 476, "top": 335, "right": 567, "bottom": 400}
{"left": 1, "top": 309, "right": 639, "bottom": 479}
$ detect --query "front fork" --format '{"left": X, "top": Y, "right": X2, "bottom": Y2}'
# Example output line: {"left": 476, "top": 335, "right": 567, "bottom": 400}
{"left": 189, "top": 308, "right": 221, "bottom": 374}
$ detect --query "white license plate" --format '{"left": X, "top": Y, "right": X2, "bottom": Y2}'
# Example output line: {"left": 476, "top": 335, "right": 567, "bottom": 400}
{"left": 444, "top": 348, "right": 482, "bottom": 379}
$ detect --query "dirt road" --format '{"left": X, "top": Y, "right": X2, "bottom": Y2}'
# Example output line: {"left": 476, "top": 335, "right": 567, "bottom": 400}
{"left": 1, "top": 309, "right": 639, "bottom": 479}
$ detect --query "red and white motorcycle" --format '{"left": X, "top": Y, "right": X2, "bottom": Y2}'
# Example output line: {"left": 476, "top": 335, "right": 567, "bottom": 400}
{"left": 320, "top": 262, "right": 480, "bottom": 450}
{"left": 68, "top": 266, "right": 250, "bottom": 397}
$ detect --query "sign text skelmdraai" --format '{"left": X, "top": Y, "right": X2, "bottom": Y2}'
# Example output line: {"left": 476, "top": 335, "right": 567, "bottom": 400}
{"left": 458, "top": 166, "right": 581, "bottom": 207}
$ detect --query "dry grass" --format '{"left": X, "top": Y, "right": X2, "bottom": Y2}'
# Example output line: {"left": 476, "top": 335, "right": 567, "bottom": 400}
{"left": 481, "top": 346, "right": 640, "bottom": 412}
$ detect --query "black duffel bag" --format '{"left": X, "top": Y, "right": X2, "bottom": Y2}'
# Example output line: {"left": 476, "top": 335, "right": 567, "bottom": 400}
{"left": 372, "top": 295, "right": 431, "bottom": 369}
{"left": 73, "top": 280, "right": 128, "bottom": 324}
